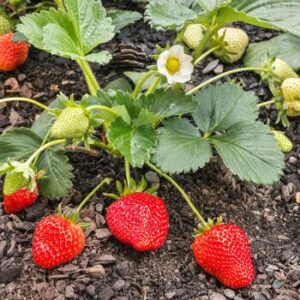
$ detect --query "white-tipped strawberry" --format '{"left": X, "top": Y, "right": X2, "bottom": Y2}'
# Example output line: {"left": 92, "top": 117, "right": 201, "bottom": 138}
{"left": 272, "top": 58, "right": 298, "bottom": 82}
{"left": 211, "top": 27, "right": 249, "bottom": 64}
{"left": 281, "top": 78, "right": 300, "bottom": 117}
{"left": 183, "top": 24, "right": 206, "bottom": 50}
{"left": 272, "top": 130, "right": 293, "bottom": 153}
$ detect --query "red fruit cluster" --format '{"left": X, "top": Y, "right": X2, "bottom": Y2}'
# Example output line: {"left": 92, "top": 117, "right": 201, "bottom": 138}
{"left": 4, "top": 185, "right": 38, "bottom": 214}
{"left": 193, "top": 224, "right": 255, "bottom": 289}
{"left": 106, "top": 192, "right": 169, "bottom": 251}
{"left": 32, "top": 215, "right": 85, "bottom": 269}
{"left": 0, "top": 32, "right": 28, "bottom": 72}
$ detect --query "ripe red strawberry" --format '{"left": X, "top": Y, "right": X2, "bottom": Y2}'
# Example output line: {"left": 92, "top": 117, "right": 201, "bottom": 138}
{"left": 32, "top": 215, "right": 85, "bottom": 269}
{"left": 193, "top": 224, "right": 255, "bottom": 289}
{"left": 3, "top": 171, "right": 38, "bottom": 214}
{"left": 0, "top": 32, "right": 28, "bottom": 72}
{"left": 106, "top": 192, "right": 169, "bottom": 251}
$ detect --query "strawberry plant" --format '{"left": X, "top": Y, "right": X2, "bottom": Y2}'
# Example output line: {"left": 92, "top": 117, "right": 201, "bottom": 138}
{"left": 0, "top": 0, "right": 299, "bottom": 289}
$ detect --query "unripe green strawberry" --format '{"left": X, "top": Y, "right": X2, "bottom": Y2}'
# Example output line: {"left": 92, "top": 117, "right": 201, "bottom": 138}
{"left": 51, "top": 107, "right": 90, "bottom": 139}
{"left": 272, "top": 130, "right": 293, "bottom": 153}
{"left": 3, "top": 171, "right": 29, "bottom": 196}
{"left": 281, "top": 78, "right": 300, "bottom": 117}
{"left": 183, "top": 24, "right": 206, "bottom": 50}
{"left": 8, "top": 0, "right": 25, "bottom": 6}
{"left": 0, "top": 15, "right": 12, "bottom": 35}
{"left": 212, "top": 27, "right": 249, "bottom": 64}
{"left": 272, "top": 58, "right": 298, "bottom": 82}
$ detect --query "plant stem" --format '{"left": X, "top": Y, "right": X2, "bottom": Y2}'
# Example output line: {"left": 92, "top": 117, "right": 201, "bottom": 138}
{"left": 76, "top": 59, "right": 100, "bottom": 96}
{"left": 32, "top": 129, "right": 51, "bottom": 166}
{"left": 257, "top": 99, "right": 276, "bottom": 108}
{"left": 194, "top": 46, "right": 220, "bottom": 65}
{"left": 88, "top": 138, "right": 113, "bottom": 152}
{"left": 54, "top": 0, "right": 65, "bottom": 10}
{"left": 146, "top": 162, "right": 209, "bottom": 229}
{"left": 145, "top": 75, "right": 162, "bottom": 96}
{"left": 186, "top": 67, "right": 269, "bottom": 95}
{"left": 125, "top": 159, "right": 131, "bottom": 184}
{"left": 193, "top": 27, "right": 216, "bottom": 62}
{"left": 0, "top": 98, "right": 52, "bottom": 111}
{"left": 26, "top": 139, "right": 66, "bottom": 166}
{"left": 76, "top": 178, "right": 111, "bottom": 213}
{"left": 87, "top": 105, "right": 119, "bottom": 117}
{"left": 132, "top": 70, "right": 156, "bottom": 99}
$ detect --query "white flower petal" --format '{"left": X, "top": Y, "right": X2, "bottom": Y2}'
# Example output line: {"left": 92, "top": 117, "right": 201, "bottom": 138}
{"left": 180, "top": 62, "right": 194, "bottom": 76}
{"left": 169, "top": 45, "right": 185, "bottom": 57}
{"left": 166, "top": 74, "right": 175, "bottom": 84}
{"left": 173, "top": 72, "right": 191, "bottom": 83}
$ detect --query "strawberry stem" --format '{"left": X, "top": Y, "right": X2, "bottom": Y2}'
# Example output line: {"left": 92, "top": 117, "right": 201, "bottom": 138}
{"left": 257, "top": 99, "right": 276, "bottom": 108}
{"left": 54, "top": 0, "right": 65, "bottom": 10}
{"left": 76, "top": 178, "right": 111, "bottom": 213}
{"left": 26, "top": 139, "right": 66, "bottom": 166}
{"left": 0, "top": 98, "right": 53, "bottom": 112}
{"left": 146, "top": 162, "right": 210, "bottom": 229}
{"left": 186, "top": 67, "right": 270, "bottom": 95}
{"left": 76, "top": 59, "right": 100, "bottom": 96}
{"left": 145, "top": 75, "right": 162, "bottom": 96}
{"left": 132, "top": 70, "right": 157, "bottom": 99}
{"left": 194, "top": 46, "right": 220, "bottom": 65}
{"left": 86, "top": 105, "right": 119, "bottom": 117}
{"left": 192, "top": 24, "right": 218, "bottom": 63}
{"left": 32, "top": 128, "right": 52, "bottom": 166}
{"left": 124, "top": 159, "right": 131, "bottom": 184}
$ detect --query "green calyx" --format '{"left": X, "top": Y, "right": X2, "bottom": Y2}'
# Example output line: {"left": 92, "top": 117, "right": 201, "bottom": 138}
{"left": 104, "top": 176, "right": 159, "bottom": 200}
{"left": 261, "top": 57, "right": 299, "bottom": 85}
{"left": 193, "top": 216, "right": 223, "bottom": 237}
{"left": 51, "top": 105, "right": 91, "bottom": 139}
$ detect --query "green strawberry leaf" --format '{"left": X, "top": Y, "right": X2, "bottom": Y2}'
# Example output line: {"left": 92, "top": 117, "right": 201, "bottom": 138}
{"left": 152, "top": 118, "right": 212, "bottom": 173}
{"left": 63, "top": 0, "right": 115, "bottom": 53}
{"left": 17, "top": 8, "right": 72, "bottom": 51}
{"left": 0, "top": 128, "right": 42, "bottom": 163}
{"left": 107, "top": 9, "right": 142, "bottom": 33}
{"left": 212, "top": 6, "right": 276, "bottom": 29}
{"left": 145, "top": 0, "right": 197, "bottom": 31}
{"left": 17, "top": 1, "right": 114, "bottom": 61}
{"left": 211, "top": 122, "right": 284, "bottom": 185}
{"left": 198, "top": 0, "right": 230, "bottom": 11}
{"left": 36, "top": 147, "right": 74, "bottom": 199}
{"left": 231, "top": 0, "right": 300, "bottom": 37}
{"left": 244, "top": 34, "right": 300, "bottom": 71}
{"left": 137, "top": 89, "right": 197, "bottom": 118}
{"left": 192, "top": 82, "right": 258, "bottom": 133}
{"left": 104, "top": 78, "right": 133, "bottom": 93}
{"left": 85, "top": 51, "right": 112, "bottom": 65}
{"left": 43, "top": 23, "right": 82, "bottom": 59}
{"left": 108, "top": 117, "right": 157, "bottom": 168}
{"left": 152, "top": 82, "right": 284, "bottom": 184}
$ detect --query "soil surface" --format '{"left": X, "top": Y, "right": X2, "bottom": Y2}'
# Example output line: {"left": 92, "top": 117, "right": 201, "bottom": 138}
{"left": 0, "top": 1, "right": 300, "bottom": 300}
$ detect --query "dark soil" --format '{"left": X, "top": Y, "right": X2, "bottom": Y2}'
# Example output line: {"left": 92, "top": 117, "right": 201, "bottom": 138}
{"left": 0, "top": 2, "right": 300, "bottom": 300}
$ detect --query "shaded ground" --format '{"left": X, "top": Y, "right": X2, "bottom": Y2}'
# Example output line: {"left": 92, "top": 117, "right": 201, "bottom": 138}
{"left": 0, "top": 2, "right": 299, "bottom": 300}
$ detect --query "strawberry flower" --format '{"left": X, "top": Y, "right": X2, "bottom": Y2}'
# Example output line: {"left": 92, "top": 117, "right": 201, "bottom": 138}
{"left": 157, "top": 45, "right": 194, "bottom": 84}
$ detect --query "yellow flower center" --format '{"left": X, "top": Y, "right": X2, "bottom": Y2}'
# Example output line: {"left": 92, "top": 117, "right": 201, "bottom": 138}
{"left": 166, "top": 57, "right": 181, "bottom": 74}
